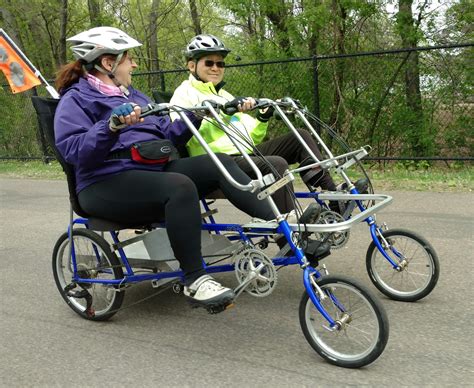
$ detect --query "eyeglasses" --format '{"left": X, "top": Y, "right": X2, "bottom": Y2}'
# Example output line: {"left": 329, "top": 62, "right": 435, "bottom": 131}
{"left": 203, "top": 60, "right": 225, "bottom": 68}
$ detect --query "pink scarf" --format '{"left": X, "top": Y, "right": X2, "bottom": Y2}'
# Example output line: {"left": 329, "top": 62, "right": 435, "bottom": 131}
{"left": 86, "top": 74, "right": 124, "bottom": 97}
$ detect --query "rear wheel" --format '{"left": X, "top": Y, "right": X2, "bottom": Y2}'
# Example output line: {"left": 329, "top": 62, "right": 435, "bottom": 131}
{"left": 366, "top": 228, "right": 440, "bottom": 302}
{"left": 52, "top": 229, "right": 125, "bottom": 321}
{"left": 299, "top": 275, "right": 389, "bottom": 368}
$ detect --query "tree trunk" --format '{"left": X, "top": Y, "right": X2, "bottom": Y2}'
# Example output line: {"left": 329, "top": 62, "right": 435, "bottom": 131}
{"left": 148, "top": 0, "right": 161, "bottom": 90}
{"left": 264, "top": 0, "right": 292, "bottom": 56}
{"left": 58, "top": 0, "right": 68, "bottom": 66}
{"left": 189, "top": 0, "right": 202, "bottom": 35}
{"left": 397, "top": 0, "right": 425, "bottom": 156}
{"left": 88, "top": 0, "right": 101, "bottom": 27}
{"left": 328, "top": 0, "right": 346, "bottom": 145}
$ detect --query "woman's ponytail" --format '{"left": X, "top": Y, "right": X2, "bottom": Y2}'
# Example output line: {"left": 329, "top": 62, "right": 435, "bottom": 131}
{"left": 55, "top": 60, "right": 85, "bottom": 94}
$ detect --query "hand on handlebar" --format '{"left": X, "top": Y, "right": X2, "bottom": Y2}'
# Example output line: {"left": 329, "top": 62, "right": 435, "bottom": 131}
{"left": 109, "top": 103, "right": 144, "bottom": 132}
{"left": 222, "top": 96, "right": 257, "bottom": 115}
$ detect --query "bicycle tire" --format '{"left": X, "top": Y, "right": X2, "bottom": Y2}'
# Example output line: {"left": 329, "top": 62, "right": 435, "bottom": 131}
{"left": 299, "top": 275, "right": 389, "bottom": 368}
{"left": 366, "top": 228, "right": 440, "bottom": 302}
{"left": 52, "top": 228, "right": 125, "bottom": 321}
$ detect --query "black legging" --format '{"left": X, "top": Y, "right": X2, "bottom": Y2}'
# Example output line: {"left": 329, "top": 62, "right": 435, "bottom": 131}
{"left": 78, "top": 153, "right": 274, "bottom": 284}
{"left": 256, "top": 129, "right": 337, "bottom": 191}
{"left": 234, "top": 155, "right": 295, "bottom": 213}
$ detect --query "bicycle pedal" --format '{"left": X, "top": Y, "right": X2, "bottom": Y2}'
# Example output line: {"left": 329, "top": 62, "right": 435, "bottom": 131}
{"left": 206, "top": 302, "right": 234, "bottom": 314}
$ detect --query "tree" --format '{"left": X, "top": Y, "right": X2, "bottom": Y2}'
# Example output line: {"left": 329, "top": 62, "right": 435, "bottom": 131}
{"left": 88, "top": 0, "right": 101, "bottom": 27}
{"left": 189, "top": 0, "right": 202, "bottom": 35}
{"left": 58, "top": 0, "right": 68, "bottom": 66}
{"left": 396, "top": 0, "right": 432, "bottom": 156}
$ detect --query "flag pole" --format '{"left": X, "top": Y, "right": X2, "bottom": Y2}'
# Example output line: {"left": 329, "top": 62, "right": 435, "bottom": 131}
{"left": 0, "top": 28, "right": 60, "bottom": 99}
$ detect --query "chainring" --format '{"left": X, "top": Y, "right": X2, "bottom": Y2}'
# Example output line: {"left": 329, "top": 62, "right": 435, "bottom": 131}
{"left": 234, "top": 248, "right": 277, "bottom": 297}
{"left": 316, "top": 210, "right": 350, "bottom": 249}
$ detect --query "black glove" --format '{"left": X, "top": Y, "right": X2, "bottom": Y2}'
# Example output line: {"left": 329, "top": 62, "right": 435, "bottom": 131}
{"left": 222, "top": 96, "right": 248, "bottom": 115}
{"left": 256, "top": 106, "right": 275, "bottom": 122}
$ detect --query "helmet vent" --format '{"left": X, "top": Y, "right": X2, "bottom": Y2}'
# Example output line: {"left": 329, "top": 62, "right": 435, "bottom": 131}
{"left": 112, "top": 38, "right": 128, "bottom": 45}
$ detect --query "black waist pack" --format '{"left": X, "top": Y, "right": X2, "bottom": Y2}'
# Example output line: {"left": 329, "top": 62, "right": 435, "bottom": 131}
{"left": 131, "top": 139, "right": 176, "bottom": 165}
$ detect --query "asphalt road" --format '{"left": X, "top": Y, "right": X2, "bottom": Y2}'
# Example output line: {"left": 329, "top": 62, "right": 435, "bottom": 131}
{"left": 0, "top": 178, "right": 473, "bottom": 387}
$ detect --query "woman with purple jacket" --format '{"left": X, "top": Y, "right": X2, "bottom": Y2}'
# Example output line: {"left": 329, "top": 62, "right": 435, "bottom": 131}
{"left": 54, "top": 27, "right": 275, "bottom": 312}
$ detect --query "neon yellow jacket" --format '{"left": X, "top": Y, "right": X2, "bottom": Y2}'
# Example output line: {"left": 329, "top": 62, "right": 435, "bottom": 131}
{"left": 169, "top": 74, "right": 268, "bottom": 156}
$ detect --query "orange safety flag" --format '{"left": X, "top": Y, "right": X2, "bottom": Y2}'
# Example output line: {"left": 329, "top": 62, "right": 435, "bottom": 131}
{"left": 0, "top": 31, "right": 41, "bottom": 93}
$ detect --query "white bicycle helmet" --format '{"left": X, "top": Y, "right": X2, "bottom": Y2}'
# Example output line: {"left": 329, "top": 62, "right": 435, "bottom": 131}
{"left": 185, "top": 34, "right": 231, "bottom": 60}
{"left": 68, "top": 26, "right": 142, "bottom": 63}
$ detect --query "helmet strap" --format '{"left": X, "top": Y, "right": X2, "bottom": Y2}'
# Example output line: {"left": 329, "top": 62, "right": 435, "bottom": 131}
{"left": 191, "top": 59, "right": 203, "bottom": 82}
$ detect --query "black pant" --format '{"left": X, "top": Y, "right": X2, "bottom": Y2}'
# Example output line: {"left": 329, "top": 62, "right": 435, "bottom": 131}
{"left": 78, "top": 153, "right": 274, "bottom": 284}
{"left": 234, "top": 154, "right": 295, "bottom": 213}
{"left": 234, "top": 129, "right": 337, "bottom": 212}
{"left": 257, "top": 128, "right": 337, "bottom": 191}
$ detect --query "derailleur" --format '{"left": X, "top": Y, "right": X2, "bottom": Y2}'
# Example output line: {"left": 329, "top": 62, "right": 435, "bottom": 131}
{"left": 64, "top": 282, "right": 95, "bottom": 318}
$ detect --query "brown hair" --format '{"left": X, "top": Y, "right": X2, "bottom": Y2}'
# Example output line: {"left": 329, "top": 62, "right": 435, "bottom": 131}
{"left": 55, "top": 60, "right": 86, "bottom": 94}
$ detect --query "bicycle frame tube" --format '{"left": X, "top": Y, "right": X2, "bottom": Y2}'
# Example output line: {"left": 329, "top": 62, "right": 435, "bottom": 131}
{"left": 277, "top": 97, "right": 372, "bottom": 188}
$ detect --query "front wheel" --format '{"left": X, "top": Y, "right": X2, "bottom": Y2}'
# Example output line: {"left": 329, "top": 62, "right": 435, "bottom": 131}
{"left": 366, "top": 228, "right": 440, "bottom": 302}
{"left": 299, "top": 275, "right": 389, "bottom": 368}
{"left": 52, "top": 228, "right": 125, "bottom": 321}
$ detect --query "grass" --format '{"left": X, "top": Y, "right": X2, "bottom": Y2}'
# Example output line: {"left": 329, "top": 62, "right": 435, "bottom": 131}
{"left": 0, "top": 160, "right": 65, "bottom": 180}
{"left": 0, "top": 159, "right": 472, "bottom": 192}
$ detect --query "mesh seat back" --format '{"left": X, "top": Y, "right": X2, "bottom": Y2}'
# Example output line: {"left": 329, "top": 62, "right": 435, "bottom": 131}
{"left": 31, "top": 96, "right": 90, "bottom": 218}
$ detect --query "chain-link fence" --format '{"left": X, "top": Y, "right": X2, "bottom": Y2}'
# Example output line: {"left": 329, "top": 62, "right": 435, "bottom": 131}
{"left": 1, "top": 43, "right": 472, "bottom": 161}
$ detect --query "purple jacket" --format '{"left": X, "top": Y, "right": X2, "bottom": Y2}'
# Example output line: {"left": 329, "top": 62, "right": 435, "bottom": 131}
{"left": 54, "top": 78, "right": 200, "bottom": 193}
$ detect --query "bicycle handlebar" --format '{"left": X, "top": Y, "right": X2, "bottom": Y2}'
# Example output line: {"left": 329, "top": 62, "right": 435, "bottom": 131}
{"left": 134, "top": 98, "right": 296, "bottom": 120}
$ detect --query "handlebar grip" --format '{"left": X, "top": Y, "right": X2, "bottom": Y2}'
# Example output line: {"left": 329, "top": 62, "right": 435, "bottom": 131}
{"left": 139, "top": 103, "right": 170, "bottom": 118}
{"left": 222, "top": 97, "right": 262, "bottom": 115}
{"left": 139, "top": 103, "right": 157, "bottom": 118}
{"left": 222, "top": 104, "right": 238, "bottom": 115}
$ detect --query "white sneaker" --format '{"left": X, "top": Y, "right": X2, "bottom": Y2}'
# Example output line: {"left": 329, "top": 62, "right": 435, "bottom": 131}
{"left": 184, "top": 275, "right": 235, "bottom": 308}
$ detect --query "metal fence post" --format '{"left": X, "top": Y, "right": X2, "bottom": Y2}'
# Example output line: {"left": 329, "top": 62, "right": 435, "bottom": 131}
{"left": 312, "top": 55, "right": 321, "bottom": 134}
{"left": 160, "top": 71, "right": 166, "bottom": 91}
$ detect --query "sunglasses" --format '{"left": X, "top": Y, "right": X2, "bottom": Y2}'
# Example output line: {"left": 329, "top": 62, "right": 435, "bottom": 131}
{"left": 203, "top": 60, "right": 225, "bottom": 68}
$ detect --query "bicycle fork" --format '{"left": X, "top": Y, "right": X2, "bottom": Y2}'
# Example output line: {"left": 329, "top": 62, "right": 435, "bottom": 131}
{"left": 303, "top": 268, "right": 350, "bottom": 332}
{"left": 369, "top": 223, "right": 407, "bottom": 270}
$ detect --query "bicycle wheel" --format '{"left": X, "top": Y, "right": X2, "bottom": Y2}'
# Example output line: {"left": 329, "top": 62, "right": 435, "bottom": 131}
{"left": 52, "top": 228, "right": 125, "bottom": 321}
{"left": 366, "top": 228, "right": 440, "bottom": 302}
{"left": 299, "top": 275, "right": 389, "bottom": 368}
